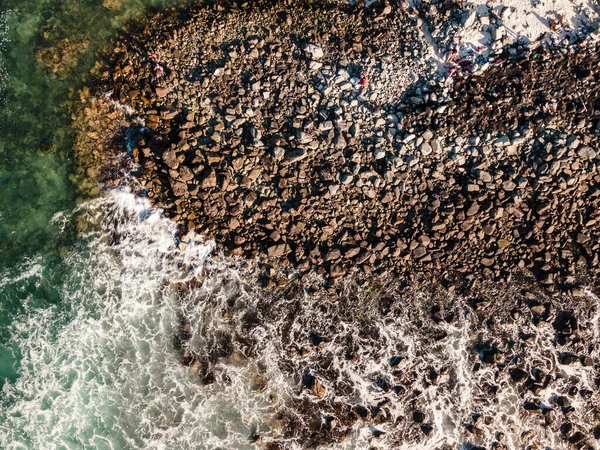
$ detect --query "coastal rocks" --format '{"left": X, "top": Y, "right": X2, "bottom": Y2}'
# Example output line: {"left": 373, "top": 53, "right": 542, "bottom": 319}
{"left": 282, "top": 149, "right": 308, "bottom": 166}
{"left": 69, "top": 1, "right": 600, "bottom": 447}
{"left": 102, "top": 0, "right": 122, "bottom": 10}
{"left": 75, "top": 0, "right": 600, "bottom": 295}
{"left": 174, "top": 272, "right": 600, "bottom": 448}
{"left": 267, "top": 243, "right": 291, "bottom": 258}
{"left": 303, "top": 43, "right": 324, "bottom": 60}
{"left": 36, "top": 38, "right": 89, "bottom": 79}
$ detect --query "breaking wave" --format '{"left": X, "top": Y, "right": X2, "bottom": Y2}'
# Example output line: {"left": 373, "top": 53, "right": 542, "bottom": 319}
{"left": 0, "top": 190, "right": 598, "bottom": 449}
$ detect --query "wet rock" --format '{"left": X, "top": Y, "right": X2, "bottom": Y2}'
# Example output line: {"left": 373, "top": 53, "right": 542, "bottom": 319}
{"left": 558, "top": 352, "right": 579, "bottom": 365}
{"left": 412, "top": 410, "right": 426, "bottom": 423}
{"left": 510, "top": 367, "right": 528, "bottom": 382}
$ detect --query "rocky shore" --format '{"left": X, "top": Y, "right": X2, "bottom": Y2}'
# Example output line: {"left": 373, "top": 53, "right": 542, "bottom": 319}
{"left": 74, "top": 0, "right": 600, "bottom": 294}
{"left": 170, "top": 267, "right": 600, "bottom": 449}
{"left": 69, "top": 0, "right": 600, "bottom": 448}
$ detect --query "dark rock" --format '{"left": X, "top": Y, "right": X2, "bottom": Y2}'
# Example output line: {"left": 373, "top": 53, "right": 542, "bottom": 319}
{"left": 412, "top": 410, "right": 426, "bottom": 423}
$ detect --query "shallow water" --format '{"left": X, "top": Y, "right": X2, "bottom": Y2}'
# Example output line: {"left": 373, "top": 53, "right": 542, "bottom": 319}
{"left": 0, "top": 0, "right": 191, "bottom": 267}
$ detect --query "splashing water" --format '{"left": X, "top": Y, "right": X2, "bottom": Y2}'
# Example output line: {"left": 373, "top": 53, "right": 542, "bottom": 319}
{"left": 0, "top": 0, "right": 193, "bottom": 267}
{"left": 1, "top": 190, "right": 599, "bottom": 449}
{"left": 0, "top": 191, "right": 271, "bottom": 450}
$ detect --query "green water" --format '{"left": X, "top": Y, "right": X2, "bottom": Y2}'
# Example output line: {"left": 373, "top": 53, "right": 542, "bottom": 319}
{"left": 0, "top": 0, "right": 192, "bottom": 267}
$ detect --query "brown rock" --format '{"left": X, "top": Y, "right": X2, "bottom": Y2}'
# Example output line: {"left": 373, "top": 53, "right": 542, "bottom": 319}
{"left": 413, "top": 246, "right": 427, "bottom": 259}
{"left": 200, "top": 168, "right": 217, "bottom": 188}
{"left": 325, "top": 248, "right": 341, "bottom": 261}
{"left": 155, "top": 86, "right": 171, "bottom": 98}
{"left": 466, "top": 203, "right": 480, "bottom": 217}
{"left": 282, "top": 149, "right": 307, "bottom": 166}
{"left": 171, "top": 181, "right": 188, "bottom": 197}
{"left": 481, "top": 257, "right": 495, "bottom": 267}
{"left": 267, "top": 243, "right": 290, "bottom": 258}
{"left": 163, "top": 150, "right": 179, "bottom": 170}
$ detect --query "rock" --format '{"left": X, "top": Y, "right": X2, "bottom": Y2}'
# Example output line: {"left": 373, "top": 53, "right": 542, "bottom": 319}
{"left": 413, "top": 410, "right": 426, "bottom": 423}
{"left": 493, "top": 135, "right": 510, "bottom": 146}
{"left": 491, "top": 26, "right": 505, "bottom": 42}
{"left": 413, "top": 246, "right": 427, "bottom": 259}
{"left": 340, "top": 174, "right": 353, "bottom": 185}
{"left": 179, "top": 166, "right": 194, "bottom": 182}
{"left": 267, "top": 243, "right": 290, "bottom": 258}
{"left": 79, "top": 0, "right": 600, "bottom": 305}
{"left": 282, "top": 149, "right": 307, "bottom": 165}
{"left": 200, "top": 168, "right": 217, "bottom": 188}
{"left": 171, "top": 181, "right": 188, "bottom": 197}
{"left": 530, "top": 304, "right": 545, "bottom": 315}
{"left": 273, "top": 146, "right": 285, "bottom": 160}
{"left": 478, "top": 171, "right": 492, "bottom": 183}
{"left": 497, "top": 239, "right": 510, "bottom": 250}
{"left": 311, "top": 379, "right": 326, "bottom": 398}
{"left": 523, "top": 401, "right": 541, "bottom": 414}
{"left": 303, "top": 43, "right": 323, "bottom": 60}
{"left": 553, "top": 311, "right": 577, "bottom": 334}
{"left": 558, "top": 352, "right": 579, "bottom": 365}
{"left": 577, "top": 146, "right": 596, "bottom": 160}
{"left": 420, "top": 424, "right": 433, "bottom": 436}
{"left": 103, "top": 0, "right": 122, "bottom": 9}
{"left": 344, "top": 247, "right": 361, "bottom": 259}
{"left": 479, "top": 345, "right": 500, "bottom": 364}
{"left": 510, "top": 367, "right": 528, "bottom": 382}
{"left": 374, "top": 148, "right": 386, "bottom": 160}
{"left": 502, "top": 180, "right": 516, "bottom": 191}
{"left": 325, "top": 248, "right": 341, "bottom": 261}
{"left": 388, "top": 355, "right": 403, "bottom": 366}
{"left": 155, "top": 86, "right": 170, "bottom": 98}
{"left": 309, "top": 60, "right": 322, "bottom": 70}
{"left": 163, "top": 150, "right": 179, "bottom": 169}
{"left": 403, "top": 134, "right": 416, "bottom": 144}
{"left": 467, "top": 202, "right": 480, "bottom": 216}
{"left": 463, "top": 10, "right": 477, "bottom": 28}
{"left": 420, "top": 142, "right": 432, "bottom": 156}
{"left": 481, "top": 257, "right": 495, "bottom": 267}
{"left": 329, "top": 264, "right": 344, "bottom": 278}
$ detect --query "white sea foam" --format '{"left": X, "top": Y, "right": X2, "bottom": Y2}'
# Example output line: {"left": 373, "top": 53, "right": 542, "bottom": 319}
{"left": 1, "top": 190, "right": 598, "bottom": 450}
{"left": 0, "top": 190, "right": 267, "bottom": 450}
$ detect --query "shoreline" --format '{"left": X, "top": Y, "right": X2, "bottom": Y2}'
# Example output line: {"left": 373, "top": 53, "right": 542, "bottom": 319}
{"left": 73, "top": 0, "right": 600, "bottom": 294}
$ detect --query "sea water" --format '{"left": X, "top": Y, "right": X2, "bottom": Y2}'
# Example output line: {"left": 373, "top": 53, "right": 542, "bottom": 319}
{"left": 0, "top": 191, "right": 271, "bottom": 449}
